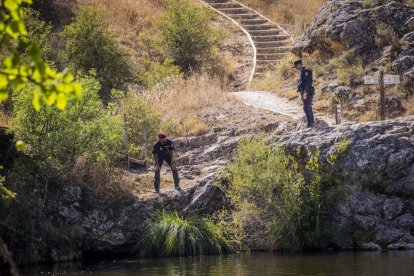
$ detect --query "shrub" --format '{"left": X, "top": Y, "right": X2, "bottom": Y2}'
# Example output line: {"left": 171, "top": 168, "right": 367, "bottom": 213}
{"left": 159, "top": 0, "right": 223, "bottom": 73}
{"left": 122, "top": 94, "right": 161, "bottom": 160}
{"left": 223, "top": 137, "right": 348, "bottom": 251}
{"left": 139, "top": 210, "right": 234, "bottom": 257}
{"left": 375, "top": 23, "right": 400, "bottom": 49}
{"left": 12, "top": 73, "right": 123, "bottom": 170}
{"left": 139, "top": 59, "right": 183, "bottom": 88}
{"left": 62, "top": 6, "right": 133, "bottom": 101}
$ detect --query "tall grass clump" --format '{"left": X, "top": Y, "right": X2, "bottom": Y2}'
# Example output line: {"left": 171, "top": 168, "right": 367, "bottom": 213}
{"left": 139, "top": 211, "right": 234, "bottom": 257}
{"left": 223, "top": 137, "right": 349, "bottom": 251}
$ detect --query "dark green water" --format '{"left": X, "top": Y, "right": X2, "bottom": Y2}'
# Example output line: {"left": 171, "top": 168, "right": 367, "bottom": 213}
{"left": 19, "top": 251, "right": 414, "bottom": 276}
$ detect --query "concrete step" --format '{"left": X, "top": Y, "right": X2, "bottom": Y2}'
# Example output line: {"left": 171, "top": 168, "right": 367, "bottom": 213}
{"left": 255, "top": 40, "right": 291, "bottom": 47}
{"left": 217, "top": 7, "right": 249, "bottom": 14}
{"left": 242, "top": 24, "right": 275, "bottom": 31}
{"left": 230, "top": 13, "right": 260, "bottom": 19}
{"left": 210, "top": 2, "right": 241, "bottom": 9}
{"left": 239, "top": 18, "right": 268, "bottom": 25}
{"left": 256, "top": 46, "right": 291, "bottom": 53}
{"left": 204, "top": 0, "right": 229, "bottom": 3}
{"left": 252, "top": 34, "right": 291, "bottom": 41}
{"left": 248, "top": 29, "right": 282, "bottom": 36}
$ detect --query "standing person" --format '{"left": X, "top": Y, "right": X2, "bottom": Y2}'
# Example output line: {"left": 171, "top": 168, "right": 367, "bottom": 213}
{"left": 293, "top": 59, "right": 315, "bottom": 128}
{"left": 152, "top": 132, "right": 180, "bottom": 194}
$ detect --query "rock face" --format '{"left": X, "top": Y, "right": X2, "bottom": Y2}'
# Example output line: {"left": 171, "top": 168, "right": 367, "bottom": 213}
{"left": 50, "top": 172, "right": 226, "bottom": 260}
{"left": 292, "top": 0, "right": 414, "bottom": 74}
{"left": 274, "top": 116, "right": 414, "bottom": 250}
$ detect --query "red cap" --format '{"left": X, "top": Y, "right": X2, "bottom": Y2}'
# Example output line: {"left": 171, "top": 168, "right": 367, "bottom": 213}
{"left": 158, "top": 132, "right": 167, "bottom": 138}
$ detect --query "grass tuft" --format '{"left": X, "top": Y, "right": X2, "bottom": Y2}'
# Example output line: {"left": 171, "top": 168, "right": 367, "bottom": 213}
{"left": 139, "top": 210, "right": 234, "bottom": 257}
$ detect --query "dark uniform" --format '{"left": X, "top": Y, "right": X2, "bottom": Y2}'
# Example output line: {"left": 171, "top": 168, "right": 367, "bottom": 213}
{"left": 297, "top": 66, "right": 315, "bottom": 127}
{"left": 152, "top": 139, "right": 180, "bottom": 192}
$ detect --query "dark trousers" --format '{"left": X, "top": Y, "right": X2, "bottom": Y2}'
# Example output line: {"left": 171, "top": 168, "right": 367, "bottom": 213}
{"left": 154, "top": 154, "right": 179, "bottom": 191}
{"left": 303, "top": 95, "right": 314, "bottom": 127}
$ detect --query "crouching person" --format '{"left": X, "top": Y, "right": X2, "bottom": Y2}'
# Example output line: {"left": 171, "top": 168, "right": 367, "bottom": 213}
{"left": 152, "top": 132, "right": 180, "bottom": 194}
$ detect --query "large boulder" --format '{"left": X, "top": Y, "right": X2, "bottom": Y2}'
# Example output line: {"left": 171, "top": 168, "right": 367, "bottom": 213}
{"left": 292, "top": 0, "right": 414, "bottom": 73}
{"left": 273, "top": 116, "right": 414, "bottom": 249}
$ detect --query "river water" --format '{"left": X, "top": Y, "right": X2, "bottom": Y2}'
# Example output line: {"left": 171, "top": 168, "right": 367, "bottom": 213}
{"left": 20, "top": 251, "right": 414, "bottom": 275}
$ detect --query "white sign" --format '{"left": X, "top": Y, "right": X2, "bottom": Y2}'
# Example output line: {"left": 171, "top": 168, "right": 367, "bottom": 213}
{"left": 383, "top": 75, "right": 400, "bottom": 85}
{"left": 364, "top": 76, "right": 379, "bottom": 85}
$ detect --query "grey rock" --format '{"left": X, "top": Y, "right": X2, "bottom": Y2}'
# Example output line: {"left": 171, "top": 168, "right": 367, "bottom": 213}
{"left": 397, "top": 213, "right": 414, "bottom": 229}
{"left": 183, "top": 173, "right": 222, "bottom": 213}
{"left": 274, "top": 116, "right": 414, "bottom": 249}
{"left": 296, "top": 116, "right": 329, "bottom": 130}
{"left": 384, "top": 198, "right": 404, "bottom": 220}
{"left": 387, "top": 243, "right": 414, "bottom": 250}
{"left": 292, "top": 0, "right": 414, "bottom": 74}
{"left": 361, "top": 242, "right": 381, "bottom": 251}
{"left": 322, "top": 83, "right": 339, "bottom": 94}
{"left": 334, "top": 86, "right": 354, "bottom": 99}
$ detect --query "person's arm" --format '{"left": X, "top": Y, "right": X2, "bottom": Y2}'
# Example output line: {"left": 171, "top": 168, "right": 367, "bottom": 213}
{"left": 304, "top": 69, "right": 313, "bottom": 94}
{"left": 170, "top": 140, "right": 175, "bottom": 164}
{"left": 152, "top": 143, "right": 160, "bottom": 169}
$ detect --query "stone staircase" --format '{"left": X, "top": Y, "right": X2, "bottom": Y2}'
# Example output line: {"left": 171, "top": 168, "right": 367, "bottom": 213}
{"left": 201, "top": 0, "right": 292, "bottom": 81}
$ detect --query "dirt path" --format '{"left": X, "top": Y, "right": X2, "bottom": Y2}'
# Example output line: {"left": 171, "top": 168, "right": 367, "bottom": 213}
{"left": 232, "top": 91, "right": 336, "bottom": 125}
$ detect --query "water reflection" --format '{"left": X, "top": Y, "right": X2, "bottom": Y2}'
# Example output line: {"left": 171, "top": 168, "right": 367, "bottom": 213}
{"left": 20, "top": 251, "right": 414, "bottom": 276}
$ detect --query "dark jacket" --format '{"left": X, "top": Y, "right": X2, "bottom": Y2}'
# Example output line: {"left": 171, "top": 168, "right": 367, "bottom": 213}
{"left": 297, "top": 67, "right": 314, "bottom": 95}
{"left": 152, "top": 139, "right": 175, "bottom": 158}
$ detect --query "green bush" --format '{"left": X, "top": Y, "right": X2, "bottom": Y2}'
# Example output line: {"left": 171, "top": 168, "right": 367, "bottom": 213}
{"left": 159, "top": 0, "right": 223, "bottom": 73}
{"left": 122, "top": 94, "right": 161, "bottom": 160}
{"left": 223, "top": 137, "right": 348, "bottom": 251}
{"left": 139, "top": 210, "right": 234, "bottom": 257}
{"left": 62, "top": 7, "right": 133, "bottom": 101}
{"left": 12, "top": 73, "right": 123, "bottom": 170}
{"left": 139, "top": 59, "right": 183, "bottom": 88}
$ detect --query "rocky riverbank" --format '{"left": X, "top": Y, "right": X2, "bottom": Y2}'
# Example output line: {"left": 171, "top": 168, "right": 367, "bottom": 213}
{"left": 45, "top": 115, "right": 414, "bottom": 263}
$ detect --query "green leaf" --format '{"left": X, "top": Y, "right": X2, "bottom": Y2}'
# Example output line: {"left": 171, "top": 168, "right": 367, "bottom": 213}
{"left": 56, "top": 93, "right": 67, "bottom": 110}
{"left": 0, "top": 74, "right": 7, "bottom": 88}
{"left": 4, "top": 0, "right": 19, "bottom": 12}
{"left": 32, "top": 88, "right": 41, "bottom": 111}
{"left": 15, "top": 140, "right": 26, "bottom": 151}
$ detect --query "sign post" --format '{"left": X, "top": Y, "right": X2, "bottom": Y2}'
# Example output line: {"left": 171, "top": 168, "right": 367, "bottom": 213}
{"left": 379, "top": 71, "right": 385, "bottom": 121}
{"left": 335, "top": 104, "right": 342, "bottom": 125}
{"left": 364, "top": 72, "right": 400, "bottom": 121}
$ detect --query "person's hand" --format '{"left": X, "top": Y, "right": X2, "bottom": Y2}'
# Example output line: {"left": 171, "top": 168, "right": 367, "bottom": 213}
{"left": 303, "top": 93, "right": 308, "bottom": 100}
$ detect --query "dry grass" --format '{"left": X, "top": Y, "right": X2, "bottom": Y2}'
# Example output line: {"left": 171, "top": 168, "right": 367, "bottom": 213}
{"left": 403, "top": 97, "right": 414, "bottom": 116}
{"left": 142, "top": 73, "right": 230, "bottom": 137}
{"left": 238, "top": 0, "right": 326, "bottom": 35}
{"left": 0, "top": 111, "right": 11, "bottom": 127}
{"left": 79, "top": 0, "right": 166, "bottom": 65}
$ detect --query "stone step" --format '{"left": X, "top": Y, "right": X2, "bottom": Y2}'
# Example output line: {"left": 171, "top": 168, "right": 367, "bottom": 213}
{"left": 248, "top": 29, "right": 282, "bottom": 35}
{"left": 230, "top": 13, "right": 260, "bottom": 19}
{"left": 256, "top": 46, "right": 291, "bottom": 53}
{"left": 210, "top": 2, "right": 241, "bottom": 9}
{"left": 242, "top": 24, "right": 275, "bottom": 31}
{"left": 239, "top": 18, "right": 268, "bottom": 25}
{"left": 204, "top": 0, "right": 229, "bottom": 3}
{"left": 217, "top": 7, "right": 249, "bottom": 14}
{"left": 255, "top": 40, "right": 291, "bottom": 47}
{"left": 256, "top": 59, "right": 283, "bottom": 63}
{"left": 252, "top": 34, "right": 291, "bottom": 41}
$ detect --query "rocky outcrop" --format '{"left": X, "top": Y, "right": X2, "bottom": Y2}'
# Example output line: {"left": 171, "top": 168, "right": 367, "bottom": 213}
{"left": 274, "top": 115, "right": 414, "bottom": 250}
{"left": 292, "top": 0, "right": 414, "bottom": 74}
{"left": 48, "top": 172, "right": 226, "bottom": 261}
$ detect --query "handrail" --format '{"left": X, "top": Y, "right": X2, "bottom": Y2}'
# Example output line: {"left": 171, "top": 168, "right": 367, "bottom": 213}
{"left": 198, "top": 1, "right": 257, "bottom": 87}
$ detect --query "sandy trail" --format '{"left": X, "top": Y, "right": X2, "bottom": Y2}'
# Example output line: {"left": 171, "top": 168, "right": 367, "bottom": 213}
{"left": 232, "top": 91, "right": 336, "bottom": 125}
